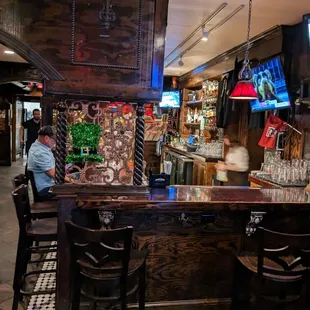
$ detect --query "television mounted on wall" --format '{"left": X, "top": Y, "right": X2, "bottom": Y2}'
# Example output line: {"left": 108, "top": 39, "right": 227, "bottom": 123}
{"left": 305, "top": 14, "right": 310, "bottom": 47}
{"left": 159, "top": 91, "right": 180, "bottom": 108}
{"left": 250, "top": 57, "right": 291, "bottom": 113}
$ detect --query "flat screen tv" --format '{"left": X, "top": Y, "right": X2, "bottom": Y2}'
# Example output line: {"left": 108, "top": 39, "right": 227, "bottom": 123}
{"left": 159, "top": 91, "right": 180, "bottom": 108}
{"left": 308, "top": 17, "right": 310, "bottom": 46}
{"left": 250, "top": 57, "right": 291, "bottom": 113}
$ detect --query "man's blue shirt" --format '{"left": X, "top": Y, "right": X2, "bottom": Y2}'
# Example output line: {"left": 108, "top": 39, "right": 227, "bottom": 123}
{"left": 28, "top": 140, "right": 55, "bottom": 192}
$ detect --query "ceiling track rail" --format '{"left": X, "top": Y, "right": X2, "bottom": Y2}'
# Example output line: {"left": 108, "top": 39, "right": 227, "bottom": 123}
{"left": 165, "top": 3, "right": 228, "bottom": 61}
{"left": 165, "top": 4, "right": 245, "bottom": 69}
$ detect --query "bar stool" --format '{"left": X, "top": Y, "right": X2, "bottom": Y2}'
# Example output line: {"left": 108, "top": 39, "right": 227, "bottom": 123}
{"left": 12, "top": 173, "right": 57, "bottom": 220}
{"left": 27, "top": 170, "right": 57, "bottom": 202}
{"left": 11, "top": 173, "right": 27, "bottom": 188}
{"left": 231, "top": 227, "right": 310, "bottom": 310}
{"left": 12, "top": 185, "right": 58, "bottom": 310}
{"left": 65, "top": 221, "right": 147, "bottom": 310}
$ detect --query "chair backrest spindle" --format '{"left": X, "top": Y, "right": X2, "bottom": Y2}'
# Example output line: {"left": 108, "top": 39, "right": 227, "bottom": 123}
{"left": 12, "top": 185, "right": 32, "bottom": 235}
{"left": 257, "top": 227, "right": 310, "bottom": 280}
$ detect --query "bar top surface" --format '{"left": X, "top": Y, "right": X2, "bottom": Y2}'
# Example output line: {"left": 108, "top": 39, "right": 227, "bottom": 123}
{"left": 53, "top": 185, "right": 310, "bottom": 207}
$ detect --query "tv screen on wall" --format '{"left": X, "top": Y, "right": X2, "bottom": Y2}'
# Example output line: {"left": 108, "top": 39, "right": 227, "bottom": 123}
{"left": 159, "top": 91, "right": 180, "bottom": 108}
{"left": 308, "top": 17, "right": 310, "bottom": 45}
{"left": 250, "top": 57, "right": 291, "bottom": 113}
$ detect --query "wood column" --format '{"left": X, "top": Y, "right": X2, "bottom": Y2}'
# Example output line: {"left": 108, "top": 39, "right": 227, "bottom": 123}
{"left": 40, "top": 96, "right": 57, "bottom": 126}
{"left": 133, "top": 102, "right": 145, "bottom": 185}
{"left": 55, "top": 101, "right": 67, "bottom": 185}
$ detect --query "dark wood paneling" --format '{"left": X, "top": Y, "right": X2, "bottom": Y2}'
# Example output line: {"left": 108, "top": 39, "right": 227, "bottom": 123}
{"left": 40, "top": 96, "right": 57, "bottom": 126}
{"left": 71, "top": 0, "right": 142, "bottom": 69}
{"left": 0, "top": 130, "right": 10, "bottom": 165}
{"left": 238, "top": 102, "right": 248, "bottom": 147}
{"left": 0, "top": 62, "right": 41, "bottom": 84}
{"left": 108, "top": 211, "right": 240, "bottom": 302}
{"left": 0, "top": 0, "right": 168, "bottom": 102}
{"left": 145, "top": 141, "right": 161, "bottom": 175}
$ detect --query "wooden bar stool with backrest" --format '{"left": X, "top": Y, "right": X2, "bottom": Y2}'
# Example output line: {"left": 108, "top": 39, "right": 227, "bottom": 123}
{"left": 231, "top": 226, "right": 310, "bottom": 310}
{"left": 12, "top": 173, "right": 57, "bottom": 219}
{"left": 12, "top": 184, "right": 58, "bottom": 310}
{"left": 11, "top": 173, "right": 27, "bottom": 188}
{"left": 65, "top": 221, "right": 147, "bottom": 310}
{"left": 27, "top": 170, "right": 57, "bottom": 202}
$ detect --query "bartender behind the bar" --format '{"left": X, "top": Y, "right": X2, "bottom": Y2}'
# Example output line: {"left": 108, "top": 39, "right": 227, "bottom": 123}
{"left": 215, "top": 134, "right": 249, "bottom": 186}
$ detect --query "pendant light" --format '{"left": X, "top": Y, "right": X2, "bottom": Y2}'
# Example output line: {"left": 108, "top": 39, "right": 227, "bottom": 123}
{"left": 229, "top": 0, "right": 258, "bottom": 100}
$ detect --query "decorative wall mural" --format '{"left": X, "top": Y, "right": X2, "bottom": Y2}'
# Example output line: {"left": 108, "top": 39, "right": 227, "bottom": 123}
{"left": 65, "top": 100, "right": 136, "bottom": 185}
{"left": 71, "top": 0, "right": 142, "bottom": 69}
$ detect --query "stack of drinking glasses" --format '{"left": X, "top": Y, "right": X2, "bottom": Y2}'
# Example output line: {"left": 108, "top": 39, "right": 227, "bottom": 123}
{"left": 264, "top": 188, "right": 306, "bottom": 202}
{"left": 262, "top": 158, "right": 309, "bottom": 186}
{"left": 196, "top": 141, "right": 223, "bottom": 158}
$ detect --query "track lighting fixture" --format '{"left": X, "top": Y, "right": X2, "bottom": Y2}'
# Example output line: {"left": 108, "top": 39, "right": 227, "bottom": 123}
{"left": 178, "top": 57, "right": 184, "bottom": 66}
{"left": 201, "top": 25, "right": 208, "bottom": 41}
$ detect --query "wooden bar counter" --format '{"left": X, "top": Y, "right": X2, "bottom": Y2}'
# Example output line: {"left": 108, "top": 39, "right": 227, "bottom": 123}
{"left": 54, "top": 185, "right": 310, "bottom": 310}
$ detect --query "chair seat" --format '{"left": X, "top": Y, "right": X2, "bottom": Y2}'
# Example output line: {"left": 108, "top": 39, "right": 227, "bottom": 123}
{"left": 79, "top": 249, "right": 147, "bottom": 280}
{"left": 237, "top": 254, "right": 306, "bottom": 281}
{"left": 26, "top": 218, "right": 57, "bottom": 236}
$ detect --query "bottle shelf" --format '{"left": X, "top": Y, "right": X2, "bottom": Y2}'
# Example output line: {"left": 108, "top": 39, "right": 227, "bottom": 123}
{"left": 185, "top": 123, "right": 200, "bottom": 126}
{"left": 183, "top": 100, "right": 203, "bottom": 105}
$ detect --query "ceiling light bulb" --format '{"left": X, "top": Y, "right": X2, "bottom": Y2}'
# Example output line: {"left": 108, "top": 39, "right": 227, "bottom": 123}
{"left": 202, "top": 33, "right": 208, "bottom": 41}
{"left": 178, "top": 57, "right": 184, "bottom": 66}
{"left": 4, "top": 50, "right": 14, "bottom": 54}
{"left": 201, "top": 25, "right": 208, "bottom": 41}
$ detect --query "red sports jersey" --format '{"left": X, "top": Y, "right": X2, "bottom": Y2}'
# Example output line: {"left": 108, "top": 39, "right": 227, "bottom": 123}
{"left": 258, "top": 114, "right": 287, "bottom": 149}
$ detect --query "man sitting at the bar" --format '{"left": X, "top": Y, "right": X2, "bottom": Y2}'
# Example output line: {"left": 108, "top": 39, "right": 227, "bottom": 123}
{"left": 28, "top": 125, "right": 72, "bottom": 200}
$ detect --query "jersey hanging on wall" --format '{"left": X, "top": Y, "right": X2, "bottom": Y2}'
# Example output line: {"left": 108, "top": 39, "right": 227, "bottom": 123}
{"left": 258, "top": 114, "right": 287, "bottom": 149}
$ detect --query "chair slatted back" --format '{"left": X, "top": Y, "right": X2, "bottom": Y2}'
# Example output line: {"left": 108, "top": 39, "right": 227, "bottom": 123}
{"left": 65, "top": 221, "right": 133, "bottom": 284}
{"left": 12, "top": 185, "right": 32, "bottom": 235}
{"left": 257, "top": 227, "right": 310, "bottom": 280}
{"left": 27, "top": 170, "right": 41, "bottom": 202}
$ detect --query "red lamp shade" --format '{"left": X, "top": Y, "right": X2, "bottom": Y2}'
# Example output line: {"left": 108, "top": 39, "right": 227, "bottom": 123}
{"left": 229, "top": 81, "right": 258, "bottom": 100}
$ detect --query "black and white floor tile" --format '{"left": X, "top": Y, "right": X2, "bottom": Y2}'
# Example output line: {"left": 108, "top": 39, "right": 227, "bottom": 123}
{"left": 27, "top": 243, "right": 57, "bottom": 310}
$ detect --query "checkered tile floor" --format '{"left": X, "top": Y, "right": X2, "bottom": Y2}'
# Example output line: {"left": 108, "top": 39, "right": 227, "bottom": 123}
{"left": 27, "top": 243, "right": 57, "bottom": 310}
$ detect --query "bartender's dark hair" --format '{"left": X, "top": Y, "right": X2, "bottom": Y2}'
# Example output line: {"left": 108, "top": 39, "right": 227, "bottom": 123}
{"left": 224, "top": 134, "right": 241, "bottom": 147}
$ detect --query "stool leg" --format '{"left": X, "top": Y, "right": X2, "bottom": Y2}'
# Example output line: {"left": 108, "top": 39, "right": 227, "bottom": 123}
{"left": 71, "top": 266, "right": 81, "bottom": 310}
{"left": 231, "top": 257, "right": 241, "bottom": 310}
{"left": 12, "top": 235, "right": 28, "bottom": 310}
{"left": 139, "top": 262, "right": 146, "bottom": 310}
{"left": 231, "top": 257, "right": 251, "bottom": 310}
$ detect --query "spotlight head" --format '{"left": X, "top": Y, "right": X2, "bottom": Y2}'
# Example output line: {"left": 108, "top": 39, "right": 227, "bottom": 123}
{"left": 178, "top": 58, "right": 184, "bottom": 66}
{"left": 201, "top": 32, "right": 208, "bottom": 41}
{"left": 201, "top": 25, "right": 208, "bottom": 41}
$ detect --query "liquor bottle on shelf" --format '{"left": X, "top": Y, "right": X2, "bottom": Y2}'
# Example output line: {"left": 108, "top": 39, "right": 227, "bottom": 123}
{"left": 194, "top": 108, "right": 199, "bottom": 123}
{"left": 186, "top": 108, "right": 193, "bottom": 123}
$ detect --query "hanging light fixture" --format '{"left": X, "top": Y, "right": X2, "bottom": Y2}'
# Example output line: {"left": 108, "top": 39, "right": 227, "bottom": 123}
{"left": 178, "top": 56, "right": 184, "bottom": 66}
{"left": 229, "top": 0, "right": 258, "bottom": 100}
